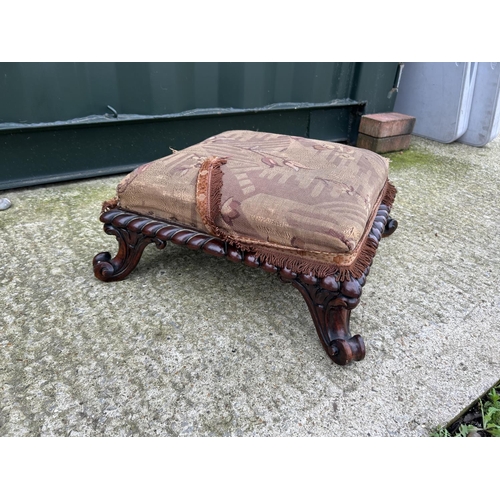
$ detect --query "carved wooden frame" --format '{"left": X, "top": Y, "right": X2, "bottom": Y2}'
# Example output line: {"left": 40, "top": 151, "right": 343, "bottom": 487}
{"left": 94, "top": 205, "right": 397, "bottom": 365}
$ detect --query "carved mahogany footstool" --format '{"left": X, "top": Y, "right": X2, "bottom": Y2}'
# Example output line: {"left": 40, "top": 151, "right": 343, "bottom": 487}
{"left": 93, "top": 130, "right": 397, "bottom": 365}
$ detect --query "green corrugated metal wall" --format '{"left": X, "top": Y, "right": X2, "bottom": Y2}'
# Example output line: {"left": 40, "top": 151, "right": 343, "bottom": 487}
{"left": 0, "top": 62, "right": 399, "bottom": 190}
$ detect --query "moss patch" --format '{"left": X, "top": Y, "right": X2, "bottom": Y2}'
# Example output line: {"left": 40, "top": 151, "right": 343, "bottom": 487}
{"left": 384, "top": 147, "right": 439, "bottom": 170}
{"left": 0, "top": 177, "right": 119, "bottom": 223}
{"left": 382, "top": 142, "right": 471, "bottom": 176}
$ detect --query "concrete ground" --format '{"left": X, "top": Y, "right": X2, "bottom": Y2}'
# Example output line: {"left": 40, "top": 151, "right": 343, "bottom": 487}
{"left": 1, "top": 135, "right": 499, "bottom": 437}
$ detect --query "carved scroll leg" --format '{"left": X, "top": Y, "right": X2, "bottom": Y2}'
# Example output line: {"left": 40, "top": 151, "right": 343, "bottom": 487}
{"left": 291, "top": 278, "right": 366, "bottom": 366}
{"left": 93, "top": 219, "right": 156, "bottom": 282}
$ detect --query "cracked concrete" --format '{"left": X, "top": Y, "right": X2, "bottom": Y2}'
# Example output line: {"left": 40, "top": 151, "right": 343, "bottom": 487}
{"left": 1, "top": 135, "right": 499, "bottom": 436}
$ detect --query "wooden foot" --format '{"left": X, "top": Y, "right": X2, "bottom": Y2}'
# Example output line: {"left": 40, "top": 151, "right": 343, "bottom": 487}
{"left": 290, "top": 274, "right": 366, "bottom": 365}
{"left": 383, "top": 217, "right": 398, "bottom": 238}
{"left": 93, "top": 212, "right": 163, "bottom": 282}
{"left": 93, "top": 210, "right": 229, "bottom": 282}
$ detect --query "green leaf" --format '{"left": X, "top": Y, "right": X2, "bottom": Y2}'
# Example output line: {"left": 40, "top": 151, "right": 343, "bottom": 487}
{"left": 430, "top": 426, "right": 451, "bottom": 437}
{"left": 483, "top": 406, "right": 500, "bottom": 427}
{"left": 488, "top": 388, "right": 500, "bottom": 406}
{"left": 457, "top": 424, "right": 478, "bottom": 437}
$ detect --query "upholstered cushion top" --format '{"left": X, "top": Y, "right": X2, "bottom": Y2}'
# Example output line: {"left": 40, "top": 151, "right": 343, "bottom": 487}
{"left": 114, "top": 130, "right": 395, "bottom": 278}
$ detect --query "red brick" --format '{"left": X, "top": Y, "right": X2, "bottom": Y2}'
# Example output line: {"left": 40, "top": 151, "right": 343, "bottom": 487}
{"left": 359, "top": 112, "right": 416, "bottom": 138}
{"left": 356, "top": 133, "right": 412, "bottom": 153}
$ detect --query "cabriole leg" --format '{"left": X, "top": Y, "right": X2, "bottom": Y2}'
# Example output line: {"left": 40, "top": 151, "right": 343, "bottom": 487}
{"left": 93, "top": 212, "right": 164, "bottom": 282}
{"left": 93, "top": 225, "right": 154, "bottom": 282}
{"left": 291, "top": 276, "right": 366, "bottom": 365}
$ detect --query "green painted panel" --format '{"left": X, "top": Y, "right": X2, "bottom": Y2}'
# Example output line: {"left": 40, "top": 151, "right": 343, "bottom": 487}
{"left": 0, "top": 63, "right": 399, "bottom": 190}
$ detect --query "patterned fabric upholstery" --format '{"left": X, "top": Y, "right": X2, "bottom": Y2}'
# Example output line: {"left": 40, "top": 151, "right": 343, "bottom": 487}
{"left": 114, "top": 130, "right": 395, "bottom": 278}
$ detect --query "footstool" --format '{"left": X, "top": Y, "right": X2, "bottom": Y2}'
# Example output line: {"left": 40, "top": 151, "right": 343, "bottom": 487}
{"left": 93, "top": 130, "right": 397, "bottom": 365}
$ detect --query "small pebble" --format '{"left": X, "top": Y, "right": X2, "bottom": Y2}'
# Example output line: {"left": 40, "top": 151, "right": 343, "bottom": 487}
{"left": 0, "top": 198, "right": 12, "bottom": 211}
{"left": 467, "top": 430, "right": 482, "bottom": 437}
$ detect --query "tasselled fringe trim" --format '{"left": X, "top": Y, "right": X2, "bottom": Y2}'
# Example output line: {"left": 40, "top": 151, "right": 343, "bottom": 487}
{"left": 196, "top": 167, "right": 398, "bottom": 281}
{"left": 102, "top": 197, "right": 118, "bottom": 213}
{"left": 196, "top": 156, "right": 228, "bottom": 238}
